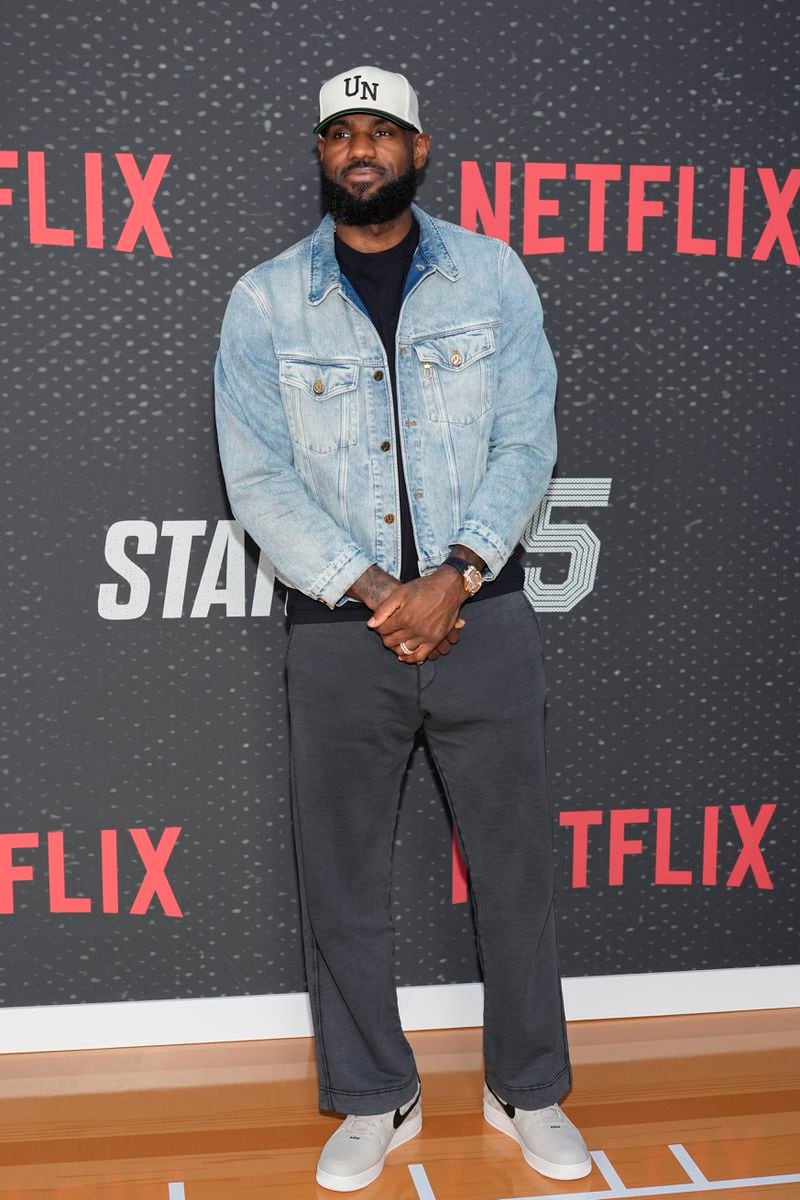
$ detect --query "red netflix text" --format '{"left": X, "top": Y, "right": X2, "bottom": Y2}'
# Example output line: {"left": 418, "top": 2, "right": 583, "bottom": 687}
{"left": 451, "top": 804, "right": 776, "bottom": 901}
{"left": 461, "top": 162, "right": 799, "bottom": 266}
{"left": 0, "top": 827, "right": 183, "bottom": 916}
{"left": 0, "top": 151, "right": 172, "bottom": 257}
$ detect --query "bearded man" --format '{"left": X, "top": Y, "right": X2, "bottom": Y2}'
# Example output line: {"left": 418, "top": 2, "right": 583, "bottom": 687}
{"left": 214, "top": 64, "right": 590, "bottom": 1192}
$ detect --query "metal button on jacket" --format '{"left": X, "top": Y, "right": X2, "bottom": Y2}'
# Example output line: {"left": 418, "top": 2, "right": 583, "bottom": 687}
{"left": 312, "top": 378, "right": 325, "bottom": 394}
{"left": 450, "top": 350, "right": 464, "bottom": 367}
{"left": 380, "top": 440, "right": 390, "bottom": 452}
{"left": 373, "top": 369, "right": 384, "bottom": 381}
{"left": 384, "top": 513, "right": 395, "bottom": 524}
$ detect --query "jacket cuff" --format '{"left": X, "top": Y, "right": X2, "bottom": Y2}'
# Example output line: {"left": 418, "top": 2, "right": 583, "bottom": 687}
{"left": 450, "top": 522, "right": 511, "bottom": 583}
{"left": 310, "top": 546, "right": 376, "bottom": 610}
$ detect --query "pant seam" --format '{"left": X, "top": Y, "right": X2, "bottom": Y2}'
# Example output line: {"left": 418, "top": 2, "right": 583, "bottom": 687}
{"left": 425, "top": 742, "right": 486, "bottom": 979}
{"left": 289, "top": 742, "right": 333, "bottom": 1101}
{"left": 386, "top": 763, "right": 411, "bottom": 1053}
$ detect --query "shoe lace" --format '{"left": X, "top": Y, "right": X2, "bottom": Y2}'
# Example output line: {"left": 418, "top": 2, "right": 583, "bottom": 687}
{"left": 346, "top": 1113, "right": 385, "bottom": 1139}
{"left": 527, "top": 1103, "right": 567, "bottom": 1126}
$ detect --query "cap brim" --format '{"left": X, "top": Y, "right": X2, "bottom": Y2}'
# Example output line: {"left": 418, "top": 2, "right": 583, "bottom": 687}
{"left": 314, "top": 108, "right": 418, "bottom": 135}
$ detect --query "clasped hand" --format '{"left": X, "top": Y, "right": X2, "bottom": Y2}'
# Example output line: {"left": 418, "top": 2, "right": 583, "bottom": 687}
{"left": 367, "top": 573, "right": 465, "bottom": 663}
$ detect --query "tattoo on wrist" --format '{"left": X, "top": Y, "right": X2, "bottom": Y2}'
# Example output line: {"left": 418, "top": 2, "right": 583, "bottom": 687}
{"left": 347, "top": 564, "right": 400, "bottom": 610}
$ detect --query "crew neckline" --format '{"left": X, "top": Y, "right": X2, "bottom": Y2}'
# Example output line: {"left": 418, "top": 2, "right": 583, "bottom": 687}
{"left": 334, "top": 215, "right": 419, "bottom": 264}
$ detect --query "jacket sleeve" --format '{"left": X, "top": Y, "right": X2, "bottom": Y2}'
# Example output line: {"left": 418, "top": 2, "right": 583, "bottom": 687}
{"left": 214, "top": 277, "right": 375, "bottom": 608}
{"left": 450, "top": 243, "right": 557, "bottom": 579}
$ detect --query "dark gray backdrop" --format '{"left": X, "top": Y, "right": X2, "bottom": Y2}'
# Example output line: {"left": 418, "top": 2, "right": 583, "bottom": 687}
{"left": 1, "top": 0, "right": 797, "bottom": 1007}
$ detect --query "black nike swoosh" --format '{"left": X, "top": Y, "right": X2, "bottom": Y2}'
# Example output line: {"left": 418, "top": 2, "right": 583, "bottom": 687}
{"left": 393, "top": 1084, "right": 421, "bottom": 1129}
{"left": 486, "top": 1082, "right": 515, "bottom": 1119}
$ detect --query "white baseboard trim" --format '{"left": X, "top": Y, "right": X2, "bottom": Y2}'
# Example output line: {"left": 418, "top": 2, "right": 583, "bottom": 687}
{"left": 0, "top": 965, "right": 797, "bottom": 1054}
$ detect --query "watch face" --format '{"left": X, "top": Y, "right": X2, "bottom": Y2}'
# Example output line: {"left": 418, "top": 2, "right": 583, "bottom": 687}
{"left": 464, "top": 565, "right": 483, "bottom": 594}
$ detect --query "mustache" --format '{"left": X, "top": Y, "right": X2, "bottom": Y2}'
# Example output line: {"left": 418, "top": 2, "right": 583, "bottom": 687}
{"left": 342, "top": 160, "right": 387, "bottom": 175}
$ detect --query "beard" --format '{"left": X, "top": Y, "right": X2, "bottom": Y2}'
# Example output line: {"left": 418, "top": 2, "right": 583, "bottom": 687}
{"left": 320, "top": 161, "right": 419, "bottom": 226}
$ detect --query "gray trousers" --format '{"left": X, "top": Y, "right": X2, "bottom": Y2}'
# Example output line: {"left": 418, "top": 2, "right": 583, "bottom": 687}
{"left": 285, "top": 590, "right": 571, "bottom": 1115}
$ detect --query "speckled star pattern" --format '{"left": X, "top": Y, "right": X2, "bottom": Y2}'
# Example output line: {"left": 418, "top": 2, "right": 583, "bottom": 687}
{"left": 0, "top": 0, "right": 796, "bottom": 1007}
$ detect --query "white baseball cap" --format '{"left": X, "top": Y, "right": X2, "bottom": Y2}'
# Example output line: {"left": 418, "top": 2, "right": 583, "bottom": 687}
{"left": 314, "top": 65, "right": 421, "bottom": 135}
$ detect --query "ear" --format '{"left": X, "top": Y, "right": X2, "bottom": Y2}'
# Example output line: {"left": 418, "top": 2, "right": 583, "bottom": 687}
{"left": 316, "top": 134, "right": 325, "bottom": 158}
{"left": 412, "top": 132, "right": 431, "bottom": 170}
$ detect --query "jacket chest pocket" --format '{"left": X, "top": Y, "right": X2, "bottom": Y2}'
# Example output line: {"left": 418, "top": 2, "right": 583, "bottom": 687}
{"left": 278, "top": 359, "right": 359, "bottom": 454}
{"left": 412, "top": 326, "right": 495, "bottom": 425}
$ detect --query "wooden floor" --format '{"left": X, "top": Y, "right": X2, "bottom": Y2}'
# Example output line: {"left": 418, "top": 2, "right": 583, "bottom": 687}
{"left": 0, "top": 1008, "right": 798, "bottom": 1198}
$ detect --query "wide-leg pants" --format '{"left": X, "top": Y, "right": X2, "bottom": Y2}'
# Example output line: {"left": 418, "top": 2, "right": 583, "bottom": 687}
{"left": 285, "top": 589, "right": 571, "bottom": 1115}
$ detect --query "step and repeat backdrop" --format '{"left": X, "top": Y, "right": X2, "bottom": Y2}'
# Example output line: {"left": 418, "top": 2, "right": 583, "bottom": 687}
{"left": 1, "top": 0, "right": 797, "bottom": 1016}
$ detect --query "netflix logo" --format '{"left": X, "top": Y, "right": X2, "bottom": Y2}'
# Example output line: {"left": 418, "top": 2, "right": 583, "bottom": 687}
{"left": 461, "top": 162, "right": 799, "bottom": 266}
{"left": 0, "top": 828, "right": 183, "bottom": 917}
{"left": 559, "top": 804, "right": 776, "bottom": 889}
{"left": 452, "top": 804, "right": 777, "bottom": 901}
{"left": 0, "top": 150, "right": 172, "bottom": 257}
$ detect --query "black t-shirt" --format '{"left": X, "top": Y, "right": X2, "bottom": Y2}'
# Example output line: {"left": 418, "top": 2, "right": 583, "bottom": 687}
{"left": 286, "top": 217, "right": 523, "bottom": 624}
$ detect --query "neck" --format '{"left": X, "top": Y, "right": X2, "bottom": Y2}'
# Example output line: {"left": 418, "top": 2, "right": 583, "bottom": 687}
{"left": 333, "top": 208, "right": 413, "bottom": 254}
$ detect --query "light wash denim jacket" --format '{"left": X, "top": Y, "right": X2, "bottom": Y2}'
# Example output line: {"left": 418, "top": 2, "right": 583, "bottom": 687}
{"left": 214, "top": 203, "right": 557, "bottom": 609}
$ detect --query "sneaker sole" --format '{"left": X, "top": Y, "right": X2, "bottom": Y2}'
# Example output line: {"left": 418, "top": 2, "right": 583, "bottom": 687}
{"left": 483, "top": 1098, "right": 591, "bottom": 1181}
{"left": 315, "top": 1109, "right": 422, "bottom": 1192}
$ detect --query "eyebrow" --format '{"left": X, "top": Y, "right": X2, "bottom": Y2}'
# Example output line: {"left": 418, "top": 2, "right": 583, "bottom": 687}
{"left": 327, "top": 116, "right": 397, "bottom": 132}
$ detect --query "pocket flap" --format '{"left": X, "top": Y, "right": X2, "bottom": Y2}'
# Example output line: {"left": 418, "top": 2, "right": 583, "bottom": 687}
{"left": 412, "top": 326, "right": 495, "bottom": 371}
{"left": 279, "top": 359, "right": 358, "bottom": 398}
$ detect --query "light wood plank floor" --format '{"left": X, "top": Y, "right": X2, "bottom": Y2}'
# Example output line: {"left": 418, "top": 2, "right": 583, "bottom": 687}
{"left": 0, "top": 1008, "right": 798, "bottom": 1198}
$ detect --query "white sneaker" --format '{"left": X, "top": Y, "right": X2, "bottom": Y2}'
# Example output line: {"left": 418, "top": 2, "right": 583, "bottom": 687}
{"left": 316, "top": 1083, "right": 422, "bottom": 1192}
{"left": 483, "top": 1082, "right": 591, "bottom": 1180}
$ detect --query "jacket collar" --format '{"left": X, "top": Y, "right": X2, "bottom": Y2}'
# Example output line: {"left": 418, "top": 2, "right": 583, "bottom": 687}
{"left": 308, "top": 202, "right": 459, "bottom": 305}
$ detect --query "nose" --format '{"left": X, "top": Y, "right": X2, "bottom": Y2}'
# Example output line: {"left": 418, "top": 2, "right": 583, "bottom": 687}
{"left": 346, "top": 130, "right": 377, "bottom": 159}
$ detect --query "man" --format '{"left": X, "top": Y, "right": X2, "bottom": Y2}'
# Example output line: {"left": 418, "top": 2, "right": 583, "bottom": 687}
{"left": 214, "top": 65, "right": 590, "bottom": 1192}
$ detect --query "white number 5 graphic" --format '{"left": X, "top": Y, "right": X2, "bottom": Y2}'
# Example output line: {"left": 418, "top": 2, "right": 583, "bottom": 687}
{"left": 520, "top": 477, "right": 612, "bottom": 612}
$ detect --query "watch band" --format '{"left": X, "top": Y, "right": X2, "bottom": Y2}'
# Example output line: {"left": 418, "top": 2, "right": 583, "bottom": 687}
{"left": 443, "top": 555, "right": 484, "bottom": 595}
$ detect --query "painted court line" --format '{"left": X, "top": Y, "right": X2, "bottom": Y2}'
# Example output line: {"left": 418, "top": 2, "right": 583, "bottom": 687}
{"left": 406, "top": 1144, "right": 800, "bottom": 1199}
{"left": 494, "top": 1173, "right": 800, "bottom": 1199}
{"left": 668, "top": 1143, "right": 708, "bottom": 1184}
{"left": 593, "top": 1149, "right": 628, "bottom": 1190}
{"left": 408, "top": 1162, "right": 437, "bottom": 1200}
{"left": 167, "top": 1184, "right": 186, "bottom": 1199}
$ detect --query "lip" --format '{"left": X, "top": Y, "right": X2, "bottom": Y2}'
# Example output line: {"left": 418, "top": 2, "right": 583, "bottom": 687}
{"left": 345, "top": 168, "right": 384, "bottom": 181}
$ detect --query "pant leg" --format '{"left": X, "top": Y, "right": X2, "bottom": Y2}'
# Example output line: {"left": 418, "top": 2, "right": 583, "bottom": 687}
{"left": 421, "top": 591, "right": 572, "bottom": 1109}
{"left": 285, "top": 619, "right": 421, "bottom": 1114}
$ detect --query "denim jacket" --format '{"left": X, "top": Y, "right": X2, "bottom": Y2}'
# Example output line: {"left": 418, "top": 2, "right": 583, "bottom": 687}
{"left": 214, "top": 203, "right": 557, "bottom": 608}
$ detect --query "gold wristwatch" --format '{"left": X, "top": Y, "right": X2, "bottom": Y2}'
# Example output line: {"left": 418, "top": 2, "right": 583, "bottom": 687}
{"left": 442, "top": 555, "right": 484, "bottom": 596}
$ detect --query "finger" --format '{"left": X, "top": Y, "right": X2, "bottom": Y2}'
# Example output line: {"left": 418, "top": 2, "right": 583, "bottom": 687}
{"left": 367, "top": 595, "right": 403, "bottom": 629}
{"left": 382, "top": 630, "right": 421, "bottom": 651}
{"left": 376, "top": 614, "right": 409, "bottom": 638}
{"left": 394, "top": 640, "right": 421, "bottom": 660}
{"left": 397, "top": 642, "right": 433, "bottom": 664}
{"left": 435, "top": 640, "right": 452, "bottom": 656}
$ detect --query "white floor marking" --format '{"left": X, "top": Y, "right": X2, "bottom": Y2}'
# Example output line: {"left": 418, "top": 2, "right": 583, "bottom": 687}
{"left": 167, "top": 1184, "right": 186, "bottom": 1199}
{"left": 668, "top": 1143, "right": 708, "bottom": 1184}
{"left": 409, "top": 1143, "right": 800, "bottom": 1200}
{"left": 408, "top": 1162, "right": 438, "bottom": 1199}
{"left": 495, "top": 1169, "right": 800, "bottom": 1200}
{"left": 592, "top": 1149, "right": 628, "bottom": 1191}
